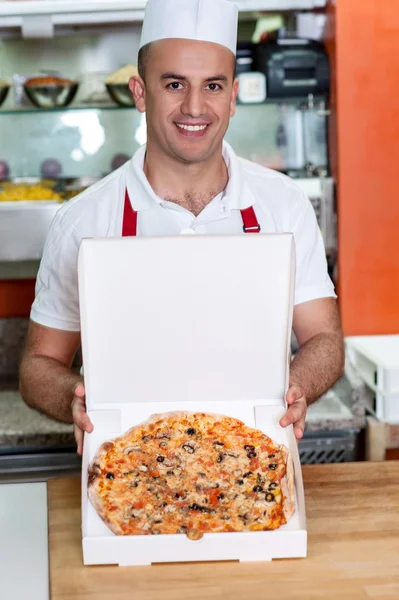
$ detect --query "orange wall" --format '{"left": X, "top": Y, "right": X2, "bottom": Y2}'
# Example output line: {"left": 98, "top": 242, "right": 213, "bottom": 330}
{"left": 336, "top": 0, "right": 399, "bottom": 335}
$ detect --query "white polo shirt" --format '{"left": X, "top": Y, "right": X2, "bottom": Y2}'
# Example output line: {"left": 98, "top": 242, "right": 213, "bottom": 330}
{"left": 31, "top": 141, "right": 336, "bottom": 332}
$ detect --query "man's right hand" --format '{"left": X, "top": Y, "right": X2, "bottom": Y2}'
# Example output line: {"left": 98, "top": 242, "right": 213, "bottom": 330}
{"left": 72, "top": 382, "right": 94, "bottom": 456}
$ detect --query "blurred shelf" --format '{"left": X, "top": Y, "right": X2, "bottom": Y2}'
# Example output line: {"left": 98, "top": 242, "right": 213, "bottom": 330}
{"left": 0, "top": 1, "right": 327, "bottom": 38}
{"left": 0, "top": 95, "right": 325, "bottom": 116}
{"left": 0, "top": 104, "right": 134, "bottom": 116}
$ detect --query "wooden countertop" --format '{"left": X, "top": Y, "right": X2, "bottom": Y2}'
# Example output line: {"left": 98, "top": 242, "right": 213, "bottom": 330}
{"left": 48, "top": 462, "right": 399, "bottom": 600}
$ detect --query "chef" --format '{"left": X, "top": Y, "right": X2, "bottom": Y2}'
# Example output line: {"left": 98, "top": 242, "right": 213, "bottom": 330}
{"left": 20, "top": 0, "right": 344, "bottom": 455}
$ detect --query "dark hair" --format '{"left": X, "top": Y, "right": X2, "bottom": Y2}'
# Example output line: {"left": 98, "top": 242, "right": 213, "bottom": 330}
{"left": 137, "top": 43, "right": 152, "bottom": 80}
{"left": 138, "top": 41, "right": 236, "bottom": 81}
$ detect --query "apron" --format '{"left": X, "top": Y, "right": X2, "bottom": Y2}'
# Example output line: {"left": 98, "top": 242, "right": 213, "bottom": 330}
{"left": 122, "top": 188, "right": 261, "bottom": 235}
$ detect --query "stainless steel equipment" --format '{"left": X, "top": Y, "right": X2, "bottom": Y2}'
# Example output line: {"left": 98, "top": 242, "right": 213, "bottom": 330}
{"left": 255, "top": 39, "right": 330, "bottom": 98}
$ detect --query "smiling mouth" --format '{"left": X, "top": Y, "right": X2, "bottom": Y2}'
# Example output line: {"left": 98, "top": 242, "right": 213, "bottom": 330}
{"left": 176, "top": 123, "right": 208, "bottom": 131}
{"left": 175, "top": 123, "right": 210, "bottom": 137}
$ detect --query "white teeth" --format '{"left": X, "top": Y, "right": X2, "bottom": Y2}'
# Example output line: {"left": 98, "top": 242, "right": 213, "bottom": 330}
{"left": 177, "top": 124, "right": 207, "bottom": 132}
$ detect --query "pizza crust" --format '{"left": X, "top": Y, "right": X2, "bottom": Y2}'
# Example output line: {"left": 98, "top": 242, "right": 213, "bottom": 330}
{"left": 280, "top": 445, "right": 296, "bottom": 522}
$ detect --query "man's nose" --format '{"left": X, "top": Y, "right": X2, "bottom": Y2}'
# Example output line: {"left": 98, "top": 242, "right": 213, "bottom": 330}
{"left": 181, "top": 87, "right": 206, "bottom": 118}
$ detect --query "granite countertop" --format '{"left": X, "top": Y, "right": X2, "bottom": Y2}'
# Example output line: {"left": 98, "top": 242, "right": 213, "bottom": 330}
{"left": 0, "top": 387, "right": 74, "bottom": 450}
{"left": 0, "top": 366, "right": 367, "bottom": 450}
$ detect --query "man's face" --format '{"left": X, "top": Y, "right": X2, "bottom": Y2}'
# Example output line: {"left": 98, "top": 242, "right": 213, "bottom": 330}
{"left": 130, "top": 39, "right": 239, "bottom": 165}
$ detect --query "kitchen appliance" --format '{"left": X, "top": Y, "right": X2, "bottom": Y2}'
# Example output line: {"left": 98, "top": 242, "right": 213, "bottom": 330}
{"left": 254, "top": 39, "right": 330, "bottom": 98}
{"left": 236, "top": 41, "right": 255, "bottom": 76}
{"left": 294, "top": 176, "right": 336, "bottom": 255}
{"left": 236, "top": 42, "right": 267, "bottom": 104}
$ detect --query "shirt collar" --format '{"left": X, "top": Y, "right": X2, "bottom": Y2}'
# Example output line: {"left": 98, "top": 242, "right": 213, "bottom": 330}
{"left": 124, "top": 141, "right": 256, "bottom": 212}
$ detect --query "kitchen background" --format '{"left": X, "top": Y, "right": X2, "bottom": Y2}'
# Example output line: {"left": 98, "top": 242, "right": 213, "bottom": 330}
{"left": 0, "top": 0, "right": 398, "bottom": 481}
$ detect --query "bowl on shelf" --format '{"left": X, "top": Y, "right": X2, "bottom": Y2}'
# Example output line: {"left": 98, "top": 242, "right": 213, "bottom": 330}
{"left": 24, "top": 77, "right": 79, "bottom": 109}
{"left": 106, "top": 83, "right": 135, "bottom": 107}
{"left": 0, "top": 83, "right": 10, "bottom": 107}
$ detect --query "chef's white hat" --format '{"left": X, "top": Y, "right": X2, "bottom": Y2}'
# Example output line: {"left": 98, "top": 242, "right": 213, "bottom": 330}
{"left": 139, "top": 0, "right": 239, "bottom": 55}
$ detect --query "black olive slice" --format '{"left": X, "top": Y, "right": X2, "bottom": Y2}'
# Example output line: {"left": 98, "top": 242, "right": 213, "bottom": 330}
{"left": 182, "top": 444, "right": 195, "bottom": 454}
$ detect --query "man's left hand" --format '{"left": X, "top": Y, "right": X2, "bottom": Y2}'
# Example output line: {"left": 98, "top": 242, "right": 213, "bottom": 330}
{"left": 279, "top": 384, "right": 307, "bottom": 440}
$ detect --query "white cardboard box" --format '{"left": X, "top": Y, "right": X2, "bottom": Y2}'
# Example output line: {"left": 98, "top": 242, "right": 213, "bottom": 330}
{"left": 79, "top": 234, "right": 307, "bottom": 566}
{"left": 346, "top": 335, "right": 399, "bottom": 424}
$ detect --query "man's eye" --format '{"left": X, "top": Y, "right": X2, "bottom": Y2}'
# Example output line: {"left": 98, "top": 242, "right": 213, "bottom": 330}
{"left": 207, "top": 83, "right": 221, "bottom": 91}
{"left": 167, "top": 82, "right": 183, "bottom": 90}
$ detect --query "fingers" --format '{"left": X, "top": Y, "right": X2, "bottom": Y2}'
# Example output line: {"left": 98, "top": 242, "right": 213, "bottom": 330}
{"left": 280, "top": 400, "right": 305, "bottom": 427}
{"left": 74, "top": 423, "right": 84, "bottom": 456}
{"left": 72, "top": 396, "right": 94, "bottom": 433}
{"left": 280, "top": 384, "right": 307, "bottom": 440}
{"left": 72, "top": 383, "right": 93, "bottom": 455}
{"left": 73, "top": 382, "right": 85, "bottom": 399}
{"left": 286, "top": 384, "right": 303, "bottom": 405}
{"left": 280, "top": 405, "right": 306, "bottom": 440}
{"left": 294, "top": 425, "right": 305, "bottom": 440}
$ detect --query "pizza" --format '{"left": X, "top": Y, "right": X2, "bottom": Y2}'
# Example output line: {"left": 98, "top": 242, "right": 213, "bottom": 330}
{"left": 88, "top": 412, "right": 295, "bottom": 540}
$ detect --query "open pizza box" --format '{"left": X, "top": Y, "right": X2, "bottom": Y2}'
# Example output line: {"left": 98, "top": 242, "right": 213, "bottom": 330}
{"left": 79, "top": 234, "right": 307, "bottom": 566}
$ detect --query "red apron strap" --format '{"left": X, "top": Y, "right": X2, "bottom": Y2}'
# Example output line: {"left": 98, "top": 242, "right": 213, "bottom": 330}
{"left": 122, "top": 188, "right": 137, "bottom": 237}
{"left": 122, "top": 189, "right": 259, "bottom": 236}
{"left": 240, "top": 206, "right": 261, "bottom": 233}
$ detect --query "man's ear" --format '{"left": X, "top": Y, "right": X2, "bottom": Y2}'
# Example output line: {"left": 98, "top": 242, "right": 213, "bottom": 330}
{"left": 230, "top": 78, "right": 239, "bottom": 117}
{"left": 129, "top": 75, "right": 146, "bottom": 113}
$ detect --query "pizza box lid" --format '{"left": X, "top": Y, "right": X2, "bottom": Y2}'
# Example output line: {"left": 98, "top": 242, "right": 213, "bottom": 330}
{"left": 78, "top": 234, "right": 295, "bottom": 412}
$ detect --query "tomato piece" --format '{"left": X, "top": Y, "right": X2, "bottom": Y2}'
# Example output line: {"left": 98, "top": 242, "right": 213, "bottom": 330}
{"left": 209, "top": 489, "right": 220, "bottom": 506}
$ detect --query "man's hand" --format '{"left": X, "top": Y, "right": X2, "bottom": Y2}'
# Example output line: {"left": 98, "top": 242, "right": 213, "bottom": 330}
{"left": 72, "top": 382, "right": 94, "bottom": 456}
{"left": 279, "top": 384, "right": 307, "bottom": 441}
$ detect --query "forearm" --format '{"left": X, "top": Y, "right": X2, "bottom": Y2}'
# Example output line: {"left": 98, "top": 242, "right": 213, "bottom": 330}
{"left": 290, "top": 331, "right": 344, "bottom": 405}
{"left": 20, "top": 355, "right": 82, "bottom": 423}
